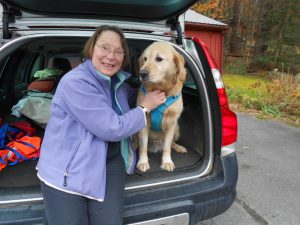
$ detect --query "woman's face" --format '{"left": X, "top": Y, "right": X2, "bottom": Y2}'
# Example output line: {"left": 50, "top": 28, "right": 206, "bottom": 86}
{"left": 92, "top": 30, "right": 125, "bottom": 77}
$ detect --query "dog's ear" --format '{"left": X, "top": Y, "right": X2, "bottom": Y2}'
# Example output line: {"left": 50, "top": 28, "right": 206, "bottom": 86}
{"left": 174, "top": 51, "right": 186, "bottom": 82}
{"left": 138, "top": 54, "right": 145, "bottom": 68}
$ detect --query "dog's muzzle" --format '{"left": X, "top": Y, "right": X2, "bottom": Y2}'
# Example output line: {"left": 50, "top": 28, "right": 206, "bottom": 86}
{"left": 139, "top": 69, "right": 149, "bottom": 81}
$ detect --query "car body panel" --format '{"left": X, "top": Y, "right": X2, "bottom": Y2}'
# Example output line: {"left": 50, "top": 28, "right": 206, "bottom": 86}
{"left": 3, "top": 0, "right": 197, "bottom": 21}
{"left": 0, "top": 154, "right": 238, "bottom": 224}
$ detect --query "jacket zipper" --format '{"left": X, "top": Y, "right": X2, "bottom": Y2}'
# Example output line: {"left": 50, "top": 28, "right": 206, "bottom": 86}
{"left": 63, "top": 142, "right": 81, "bottom": 187}
{"left": 63, "top": 171, "right": 68, "bottom": 187}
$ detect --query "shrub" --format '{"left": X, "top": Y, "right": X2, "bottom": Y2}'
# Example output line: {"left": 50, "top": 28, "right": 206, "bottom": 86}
{"left": 223, "top": 73, "right": 300, "bottom": 124}
{"left": 224, "top": 60, "right": 247, "bottom": 75}
{"left": 264, "top": 74, "right": 300, "bottom": 116}
{"left": 261, "top": 105, "right": 282, "bottom": 118}
{"left": 251, "top": 55, "right": 274, "bottom": 70}
{"left": 243, "top": 97, "right": 263, "bottom": 110}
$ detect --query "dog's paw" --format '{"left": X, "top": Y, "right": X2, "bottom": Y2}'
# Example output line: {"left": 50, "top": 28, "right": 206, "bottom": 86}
{"left": 137, "top": 161, "right": 150, "bottom": 172}
{"left": 175, "top": 145, "right": 187, "bottom": 153}
{"left": 172, "top": 143, "right": 187, "bottom": 153}
{"left": 161, "top": 161, "right": 175, "bottom": 172}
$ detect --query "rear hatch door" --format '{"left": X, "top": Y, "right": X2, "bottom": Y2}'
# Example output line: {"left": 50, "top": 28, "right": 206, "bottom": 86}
{"left": 1, "top": 0, "right": 197, "bottom": 35}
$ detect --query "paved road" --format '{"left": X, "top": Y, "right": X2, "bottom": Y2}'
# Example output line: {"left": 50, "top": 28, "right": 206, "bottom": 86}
{"left": 198, "top": 113, "right": 300, "bottom": 225}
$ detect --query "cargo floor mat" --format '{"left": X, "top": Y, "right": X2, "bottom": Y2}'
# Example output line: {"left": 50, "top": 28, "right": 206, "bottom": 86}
{"left": 0, "top": 160, "right": 40, "bottom": 188}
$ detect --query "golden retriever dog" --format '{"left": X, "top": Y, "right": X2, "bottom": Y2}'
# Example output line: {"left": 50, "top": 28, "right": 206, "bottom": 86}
{"left": 136, "top": 41, "right": 187, "bottom": 172}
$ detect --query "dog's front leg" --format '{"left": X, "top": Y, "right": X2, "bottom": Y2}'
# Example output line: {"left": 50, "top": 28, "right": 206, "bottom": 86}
{"left": 137, "top": 127, "right": 150, "bottom": 172}
{"left": 161, "top": 123, "right": 176, "bottom": 172}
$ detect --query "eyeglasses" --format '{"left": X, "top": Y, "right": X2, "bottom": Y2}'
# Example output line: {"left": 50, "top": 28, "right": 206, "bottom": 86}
{"left": 95, "top": 43, "right": 125, "bottom": 58}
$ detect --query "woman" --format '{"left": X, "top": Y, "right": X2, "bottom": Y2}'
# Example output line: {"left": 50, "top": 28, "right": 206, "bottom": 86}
{"left": 37, "top": 25, "right": 166, "bottom": 225}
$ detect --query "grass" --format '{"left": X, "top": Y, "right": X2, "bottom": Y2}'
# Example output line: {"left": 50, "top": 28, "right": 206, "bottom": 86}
{"left": 223, "top": 73, "right": 300, "bottom": 127}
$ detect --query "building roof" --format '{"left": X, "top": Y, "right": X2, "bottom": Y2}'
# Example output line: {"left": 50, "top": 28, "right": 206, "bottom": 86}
{"left": 185, "top": 9, "right": 226, "bottom": 26}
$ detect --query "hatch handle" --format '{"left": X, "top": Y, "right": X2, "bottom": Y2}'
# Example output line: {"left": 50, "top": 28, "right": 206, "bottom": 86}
{"left": 171, "top": 20, "right": 183, "bottom": 46}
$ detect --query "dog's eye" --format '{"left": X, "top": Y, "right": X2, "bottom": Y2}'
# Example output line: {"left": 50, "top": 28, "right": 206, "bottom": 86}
{"left": 156, "top": 56, "right": 163, "bottom": 62}
{"left": 144, "top": 57, "right": 147, "bottom": 61}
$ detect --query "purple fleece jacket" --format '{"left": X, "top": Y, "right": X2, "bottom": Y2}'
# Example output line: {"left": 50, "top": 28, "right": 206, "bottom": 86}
{"left": 37, "top": 59, "right": 145, "bottom": 201}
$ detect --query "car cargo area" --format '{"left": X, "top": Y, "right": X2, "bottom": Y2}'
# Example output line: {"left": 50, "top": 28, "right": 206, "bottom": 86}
{"left": 0, "top": 36, "right": 206, "bottom": 190}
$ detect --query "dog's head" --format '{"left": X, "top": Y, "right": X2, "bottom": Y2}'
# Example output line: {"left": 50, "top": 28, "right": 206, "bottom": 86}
{"left": 138, "top": 41, "right": 186, "bottom": 85}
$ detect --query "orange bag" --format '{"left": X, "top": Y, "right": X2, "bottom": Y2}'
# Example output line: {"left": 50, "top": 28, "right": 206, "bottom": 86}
{"left": 0, "top": 121, "right": 41, "bottom": 171}
{"left": 6, "top": 136, "right": 41, "bottom": 165}
{"left": 0, "top": 150, "right": 10, "bottom": 171}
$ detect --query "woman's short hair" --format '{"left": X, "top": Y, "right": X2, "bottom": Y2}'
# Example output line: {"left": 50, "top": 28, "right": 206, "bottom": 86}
{"left": 82, "top": 25, "right": 129, "bottom": 68}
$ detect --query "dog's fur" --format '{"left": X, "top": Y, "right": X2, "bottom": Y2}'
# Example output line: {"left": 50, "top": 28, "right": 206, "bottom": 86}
{"left": 136, "top": 41, "right": 187, "bottom": 172}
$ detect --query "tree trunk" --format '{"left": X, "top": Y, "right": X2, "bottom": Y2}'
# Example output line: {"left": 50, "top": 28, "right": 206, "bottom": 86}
{"left": 253, "top": 0, "right": 273, "bottom": 56}
{"left": 229, "top": 0, "right": 241, "bottom": 56}
{"left": 274, "top": 0, "right": 292, "bottom": 67}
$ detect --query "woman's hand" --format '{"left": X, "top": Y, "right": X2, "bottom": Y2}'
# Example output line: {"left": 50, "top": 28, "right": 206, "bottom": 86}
{"left": 139, "top": 90, "right": 166, "bottom": 112}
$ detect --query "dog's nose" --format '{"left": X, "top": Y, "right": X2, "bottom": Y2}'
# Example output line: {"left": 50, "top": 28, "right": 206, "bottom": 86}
{"left": 139, "top": 69, "right": 149, "bottom": 80}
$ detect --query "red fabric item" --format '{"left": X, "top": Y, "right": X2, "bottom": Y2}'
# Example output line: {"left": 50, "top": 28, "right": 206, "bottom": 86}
{"left": 10, "top": 121, "right": 36, "bottom": 136}
{"left": 27, "top": 77, "right": 57, "bottom": 92}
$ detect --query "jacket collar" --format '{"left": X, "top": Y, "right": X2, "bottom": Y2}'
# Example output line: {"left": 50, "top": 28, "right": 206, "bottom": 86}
{"left": 83, "top": 59, "right": 131, "bottom": 87}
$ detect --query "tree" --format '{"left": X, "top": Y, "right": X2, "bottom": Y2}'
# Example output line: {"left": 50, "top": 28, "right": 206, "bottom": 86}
{"left": 190, "top": 0, "right": 300, "bottom": 74}
{"left": 229, "top": 0, "right": 241, "bottom": 56}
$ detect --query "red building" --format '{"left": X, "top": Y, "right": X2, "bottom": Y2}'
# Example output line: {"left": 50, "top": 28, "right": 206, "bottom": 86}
{"left": 184, "top": 10, "right": 228, "bottom": 73}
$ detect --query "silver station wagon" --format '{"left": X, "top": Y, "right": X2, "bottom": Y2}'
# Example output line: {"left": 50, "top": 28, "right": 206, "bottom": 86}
{"left": 0, "top": 0, "right": 238, "bottom": 224}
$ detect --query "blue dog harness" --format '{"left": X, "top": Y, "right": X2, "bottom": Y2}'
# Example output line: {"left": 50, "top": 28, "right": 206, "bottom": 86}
{"left": 141, "top": 84, "right": 181, "bottom": 131}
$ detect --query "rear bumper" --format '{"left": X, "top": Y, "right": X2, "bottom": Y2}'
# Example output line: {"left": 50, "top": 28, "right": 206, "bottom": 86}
{"left": 0, "top": 154, "right": 238, "bottom": 225}
{"left": 124, "top": 153, "right": 238, "bottom": 225}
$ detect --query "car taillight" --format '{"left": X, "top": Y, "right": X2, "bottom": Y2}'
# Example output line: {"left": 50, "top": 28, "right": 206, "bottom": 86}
{"left": 193, "top": 38, "right": 238, "bottom": 157}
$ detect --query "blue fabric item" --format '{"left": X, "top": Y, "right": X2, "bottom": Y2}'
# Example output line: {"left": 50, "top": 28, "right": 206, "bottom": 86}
{"left": 110, "top": 76, "right": 122, "bottom": 116}
{"left": 108, "top": 75, "right": 122, "bottom": 159}
{"left": 109, "top": 74, "right": 136, "bottom": 174}
{"left": 141, "top": 84, "right": 181, "bottom": 131}
{"left": 0, "top": 123, "right": 21, "bottom": 149}
{"left": 0, "top": 123, "right": 9, "bottom": 149}
{"left": 37, "top": 59, "right": 146, "bottom": 202}
{"left": 0, "top": 123, "right": 24, "bottom": 166}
